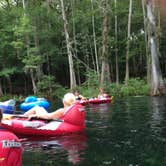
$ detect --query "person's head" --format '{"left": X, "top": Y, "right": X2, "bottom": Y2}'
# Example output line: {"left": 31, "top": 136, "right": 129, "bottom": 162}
{"left": 99, "top": 87, "right": 104, "bottom": 93}
{"left": 74, "top": 90, "right": 80, "bottom": 96}
{"left": 63, "top": 93, "right": 76, "bottom": 107}
{"left": 0, "top": 109, "right": 2, "bottom": 122}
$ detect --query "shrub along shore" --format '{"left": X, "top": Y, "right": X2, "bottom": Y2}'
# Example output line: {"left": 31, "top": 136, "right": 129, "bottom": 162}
{"left": 0, "top": 78, "right": 165, "bottom": 104}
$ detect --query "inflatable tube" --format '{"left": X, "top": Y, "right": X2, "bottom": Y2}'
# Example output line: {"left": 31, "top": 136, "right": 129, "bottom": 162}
{"left": 20, "top": 96, "right": 50, "bottom": 112}
{"left": 2, "top": 103, "right": 85, "bottom": 136}
{"left": 0, "top": 99, "right": 15, "bottom": 114}
{"left": 79, "top": 96, "right": 113, "bottom": 105}
{"left": 88, "top": 97, "right": 112, "bottom": 104}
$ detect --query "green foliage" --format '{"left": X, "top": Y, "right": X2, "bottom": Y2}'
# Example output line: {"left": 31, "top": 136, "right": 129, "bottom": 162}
{"left": 113, "top": 78, "right": 150, "bottom": 97}
{"left": 0, "top": 67, "right": 22, "bottom": 77}
{"left": 77, "top": 86, "right": 98, "bottom": 99}
{"left": 0, "top": 0, "right": 165, "bottom": 97}
{"left": 37, "top": 75, "right": 55, "bottom": 96}
{"left": 23, "top": 47, "right": 44, "bottom": 71}
{"left": 13, "top": 16, "right": 35, "bottom": 37}
{"left": 127, "top": 78, "right": 150, "bottom": 95}
{"left": 120, "top": 85, "right": 136, "bottom": 96}
{"left": 37, "top": 75, "right": 67, "bottom": 99}
{"left": 83, "top": 70, "right": 99, "bottom": 88}
{"left": 51, "top": 85, "right": 67, "bottom": 100}
{"left": 11, "top": 41, "right": 24, "bottom": 50}
{"left": 0, "top": 94, "right": 15, "bottom": 102}
{"left": 78, "top": 78, "right": 151, "bottom": 98}
{"left": 107, "top": 83, "right": 122, "bottom": 97}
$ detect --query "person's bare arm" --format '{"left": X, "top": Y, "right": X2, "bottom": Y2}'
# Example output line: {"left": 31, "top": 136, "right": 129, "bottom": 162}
{"left": 45, "top": 108, "right": 65, "bottom": 120}
{"left": 28, "top": 108, "right": 65, "bottom": 120}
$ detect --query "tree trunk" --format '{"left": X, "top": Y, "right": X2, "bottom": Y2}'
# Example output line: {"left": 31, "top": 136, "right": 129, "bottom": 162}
{"left": 46, "top": 0, "right": 51, "bottom": 76}
{"left": 22, "top": 0, "right": 30, "bottom": 58}
{"left": 46, "top": 0, "right": 51, "bottom": 29}
{"left": 71, "top": 0, "right": 81, "bottom": 85}
{"left": 60, "top": 0, "right": 76, "bottom": 90}
{"left": 114, "top": 0, "right": 119, "bottom": 85}
{"left": 125, "top": 0, "right": 132, "bottom": 85}
{"left": 100, "top": 0, "right": 110, "bottom": 85}
{"left": 22, "top": 0, "right": 38, "bottom": 94}
{"left": 34, "top": 35, "right": 43, "bottom": 82}
{"left": 7, "top": 77, "right": 12, "bottom": 94}
{"left": 30, "top": 69, "right": 37, "bottom": 94}
{"left": 0, "top": 82, "right": 3, "bottom": 96}
{"left": 146, "top": 0, "right": 166, "bottom": 95}
{"left": 22, "top": 0, "right": 25, "bottom": 11}
{"left": 142, "top": 0, "right": 151, "bottom": 84}
{"left": 91, "top": 0, "right": 100, "bottom": 78}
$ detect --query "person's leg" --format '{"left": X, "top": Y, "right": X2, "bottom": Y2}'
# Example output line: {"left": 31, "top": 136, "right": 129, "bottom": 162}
{"left": 35, "top": 106, "right": 48, "bottom": 115}
{"left": 24, "top": 106, "right": 47, "bottom": 116}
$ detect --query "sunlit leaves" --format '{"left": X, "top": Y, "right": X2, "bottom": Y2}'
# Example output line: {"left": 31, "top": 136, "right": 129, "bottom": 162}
{"left": 22, "top": 47, "right": 44, "bottom": 72}
{"left": 13, "top": 16, "right": 36, "bottom": 37}
{"left": 0, "top": 67, "right": 21, "bottom": 77}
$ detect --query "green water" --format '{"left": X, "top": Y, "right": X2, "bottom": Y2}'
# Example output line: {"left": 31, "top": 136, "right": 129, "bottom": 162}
{"left": 22, "top": 97, "right": 166, "bottom": 166}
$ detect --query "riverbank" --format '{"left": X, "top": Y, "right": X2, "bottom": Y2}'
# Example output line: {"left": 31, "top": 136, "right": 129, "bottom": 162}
{"left": 0, "top": 78, "right": 165, "bottom": 102}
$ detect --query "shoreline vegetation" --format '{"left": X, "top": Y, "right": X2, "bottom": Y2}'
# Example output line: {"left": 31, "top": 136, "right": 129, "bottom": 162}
{"left": 0, "top": 78, "right": 165, "bottom": 103}
{"left": 0, "top": 1, "right": 166, "bottom": 99}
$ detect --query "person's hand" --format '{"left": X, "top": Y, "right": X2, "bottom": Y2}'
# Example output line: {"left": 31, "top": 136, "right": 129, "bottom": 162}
{"left": 28, "top": 114, "right": 38, "bottom": 121}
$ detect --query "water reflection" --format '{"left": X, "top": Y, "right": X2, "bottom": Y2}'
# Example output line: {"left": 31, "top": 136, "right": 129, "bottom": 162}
{"left": 21, "top": 134, "right": 87, "bottom": 165}
{"left": 86, "top": 97, "right": 166, "bottom": 166}
{"left": 150, "top": 97, "right": 166, "bottom": 137}
{"left": 89, "top": 103, "right": 110, "bottom": 118}
{"left": 86, "top": 103, "right": 113, "bottom": 132}
{"left": 89, "top": 103, "right": 111, "bottom": 112}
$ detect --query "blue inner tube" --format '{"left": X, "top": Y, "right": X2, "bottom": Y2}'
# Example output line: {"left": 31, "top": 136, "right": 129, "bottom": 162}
{"left": 0, "top": 105, "right": 14, "bottom": 114}
{"left": 25, "top": 96, "right": 37, "bottom": 103}
{"left": 20, "top": 96, "right": 50, "bottom": 113}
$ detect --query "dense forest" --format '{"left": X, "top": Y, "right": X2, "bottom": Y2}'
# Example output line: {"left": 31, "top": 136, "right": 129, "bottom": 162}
{"left": 0, "top": 0, "right": 165, "bottom": 99}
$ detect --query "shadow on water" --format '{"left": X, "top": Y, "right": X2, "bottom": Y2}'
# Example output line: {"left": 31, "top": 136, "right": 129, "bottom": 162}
{"left": 21, "top": 96, "right": 166, "bottom": 166}
{"left": 21, "top": 134, "right": 87, "bottom": 166}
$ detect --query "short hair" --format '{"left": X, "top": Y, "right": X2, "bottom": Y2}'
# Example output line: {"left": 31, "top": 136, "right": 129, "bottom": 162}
{"left": 63, "top": 93, "right": 76, "bottom": 106}
{"left": 0, "top": 109, "right": 2, "bottom": 122}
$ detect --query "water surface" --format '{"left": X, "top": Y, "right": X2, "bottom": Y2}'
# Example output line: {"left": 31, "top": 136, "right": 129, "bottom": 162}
{"left": 22, "top": 97, "right": 166, "bottom": 166}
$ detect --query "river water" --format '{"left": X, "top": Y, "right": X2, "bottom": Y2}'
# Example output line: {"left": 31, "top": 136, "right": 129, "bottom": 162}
{"left": 21, "top": 96, "right": 166, "bottom": 166}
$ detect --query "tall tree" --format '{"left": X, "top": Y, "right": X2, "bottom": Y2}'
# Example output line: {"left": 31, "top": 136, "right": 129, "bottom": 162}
{"left": 71, "top": 0, "right": 81, "bottom": 85}
{"left": 142, "top": 0, "right": 150, "bottom": 84}
{"left": 0, "top": 83, "right": 3, "bottom": 96}
{"left": 91, "top": 0, "right": 100, "bottom": 78}
{"left": 60, "top": 0, "right": 76, "bottom": 90}
{"left": 114, "top": 0, "right": 119, "bottom": 85}
{"left": 22, "top": 0, "right": 38, "bottom": 94}
{"left": 125, "top": 0, "right": 132, "bottom": 85}
{"left": 100, "top": 0, "right": 111, "bottom": 85}
{"left": 146, "top": 0, "right": 166, "bottom": 95}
